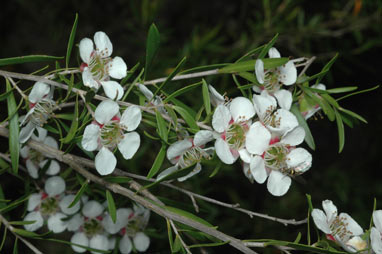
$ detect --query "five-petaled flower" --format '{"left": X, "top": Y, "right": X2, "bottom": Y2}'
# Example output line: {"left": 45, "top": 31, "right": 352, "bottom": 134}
{"left": 81, "top": 100, "right": 141, "bottom": 175}
{"left": 79, "top": 31, "right": 127, "bottom": 100}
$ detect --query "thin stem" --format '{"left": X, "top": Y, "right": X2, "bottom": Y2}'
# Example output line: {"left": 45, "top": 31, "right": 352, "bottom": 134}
{"left": 6, "top": 77, "right": 28, "bottom": 100}
{"left": 0, "top": 213, "right": 43, "bottom": 254}
{"left": 143, "top": 69, "right": 219, "bottom": 85}
{"left": 298, "top": 56, "right": 316, "bottom": 77}
{"left": 170, "top": 220, "right": 192, "bottom": 254}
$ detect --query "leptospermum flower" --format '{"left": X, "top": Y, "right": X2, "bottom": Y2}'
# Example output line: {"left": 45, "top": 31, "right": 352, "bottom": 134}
{"left": 299, "top": 83, "right": 327, "bottom": 120}
{"left": 70, "top": 200, "right": 109, "bottom": 254}
{"left": 20, "top": 82, "right": 55, "bottom": 143}
{"left": 79, "top": 31, "right": 127, "bottom": 100}
{"left": 157, "top": 130, "right": 215, "bottom": 182}
{"left": 212, "top": 97, "right": 255, "bottom": 164}
{"left": 244, "top": 125, "right": 312, "bottom": 196}
{"left": 81, "top": 100, "right": 141, "bottom": 175}
{"left": 24, "top": 176, "right": 74, "bottom": 233}
{"left": 208, "top": 84, "right": 226, "bottom": 107}
{"left": 312, "top": 200, "right": 367, "bottom": 253}
{"left": 254, "top": 47, "right": 297, "bottom": 110}
{"left": 20, "top": 132, "right": 60, "bottom": 179}
{"left": 371, "top": 210, "right": 382, "bottom": 254}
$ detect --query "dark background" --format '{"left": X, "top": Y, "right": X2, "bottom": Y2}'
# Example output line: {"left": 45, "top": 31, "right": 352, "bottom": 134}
{"left": 0, "top": 0, "right": 381, "bottom": 253}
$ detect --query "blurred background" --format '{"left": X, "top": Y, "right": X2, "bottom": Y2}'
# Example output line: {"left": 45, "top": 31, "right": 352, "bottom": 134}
{"left": 0, "top": 0, "right": 381, "bottom": 253}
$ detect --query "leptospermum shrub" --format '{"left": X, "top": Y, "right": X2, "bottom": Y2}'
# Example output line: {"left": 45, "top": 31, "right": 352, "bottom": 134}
{"left": 0, "top": 15, "right": 380, "bottom": 254}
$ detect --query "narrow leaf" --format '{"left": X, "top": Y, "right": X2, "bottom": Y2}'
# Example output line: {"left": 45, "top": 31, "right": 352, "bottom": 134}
{"left": 173, "top": 106, "right": 199, "bottom": 132}
{"left": 189, "top": 241, "right": 229, "bottom": 248}
{"left": 290, "top": 104, "right": 315, "bottom": 150}
{"left": 156, "top": 110, "right": 168, "bottom": 142}
{"left": 6, "top": 79, "right": 19, "bottom": 173}
{"left": 165, "top": 206, "right": 213, "bottom": 227}
{"left": 202, "top": 79, "right": 211, "bottom": 115}
{"left": 62, "top": 94, "right": 79, "bottom": 143}
{"left": 106, "top": 190, "right": 117, "bottom": 223}
{"left": 163, "top": 81, "right": 201, "bottom": 104}
{"left": 258, "top": 33, "right": 279, "bottom": 59}
{"left": 334, "top": 109, "right": 345, "bottom": 153}
{"left": 218, "top": 57, "right": 288, "bottom": 74}
{"left": 338, "top": 107, "right": 367, "bottom": 124}
{"left": 68, "top": 180, "right": 89, "bottom": 208}
{"left": 146, "top": 144, "right": 167, "bottom": 179}
{"left": 145, "top": 23, "right": 160, "bottom": 79}
{"left": 0, "top": 55, "right": 63, "bottom": 67}
{"left": 66, "top": 13, "right": 79, "bottom": 68}
{"left": 316, "top": 53, "right": 338, "bottom": 84}
{"left": 326, "top": 86, "right": 358, "bottom": 94}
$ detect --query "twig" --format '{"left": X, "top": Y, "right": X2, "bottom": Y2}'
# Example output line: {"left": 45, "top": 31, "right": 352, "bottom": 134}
{"left": 143, "top": 69, "right": 219, "bottom": 85}
{"left": 6, "top": 77, "right": 28, "bottom": 100}
{"left": 169, "top": 220, "right": 192, "bottom": 254}
{"left": 0, "top": 213, "right": 43, "bottom": 254}
{"left": 44, "top": 69, "right": 80, "bottom": 79}
{"left": 244, "top": 241, "right": 294, "bottom": 251}
{"left": 298, "top": 56, "right": 316, "bottom": 78}
{"left": 0, "top": 127, "right": 257, "bottom": 254}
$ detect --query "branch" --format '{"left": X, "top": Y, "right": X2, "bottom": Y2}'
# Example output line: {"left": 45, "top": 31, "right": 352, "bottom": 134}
{"left": 0, "top": 127, "right": 257, "bottom": 254}
{"left": 0, "top": 213, "right": 43, "bottom": 254}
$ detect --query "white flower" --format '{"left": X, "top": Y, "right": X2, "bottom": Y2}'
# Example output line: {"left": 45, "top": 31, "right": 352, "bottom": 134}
{"left": 299, "top": 83, "right": 327, "bottom": 119}
{"left": 212, "top": 97, "right": 255, "bottom": 164}
{"left": 20, "top": 82, "right": 55, "bottom": 143}
{"left": 208, "top": 84, "right": 226, "bottom": 107}
{"left": 79, "top": 31, "right": 127, "bottom": 100}
{"left": 81, "top": 100, "right": 141, "bottom": 175}
{"left": 371, "top": 210, "right": 382, "bottom": 254}
{"left": 103, "top": 208, "right": 132, "bottom": 234}
{"left": 20, "top": 134, "right": 60, "bottom": 178}
{"left": 254, "top": 47, "right": 297, "bottom": 110}
{"left": 157, "top": 130, "right": 214, "bottom": 181}
{"left": 245, "top": 125, "right": 311, "bottom": 196}
{"left": 312, "top": 200, "right": 365, "bottom": 253}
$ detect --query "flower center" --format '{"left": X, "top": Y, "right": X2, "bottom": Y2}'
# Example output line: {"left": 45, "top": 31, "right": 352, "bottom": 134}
{"left": 263, "top": 70, "right": 282, "bottom": 93}
{"left": 262, "top": 109, "right": 281, "bottom": 129}
{"left": 329, "top": 216, "right": 353, "bottom": 243}
{"left": 30, "top": 99, "right": 55, "bottom": 126}
{"left": 263, "top": 143, "right": 289, "bottom": 171}
{"left": 125, "top": 214, "right": 147, "bottom": 237}
{"left": 178, "top": 146, "right": 212, "bottom": 168}
{"left": 40, "top": 197, "right": 59, "bottom": 215}
{"left": 88, "top": 52, "right": 112, "bottom": 81}
{"left": 100, "top": 120, "right": 125, "bottom": 148}
{"left": 225, "top": 122, "right": 248, "bottom": 151}
{"left": 83, "top": 218, "right": 103, "bottom": 237}
{"left": 28, "top": 148, "right": 44, "bottom": 164}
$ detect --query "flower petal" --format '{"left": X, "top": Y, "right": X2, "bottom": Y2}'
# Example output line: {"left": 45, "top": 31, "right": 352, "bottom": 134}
{"left": 20, "top": 145, "right": 29, "bottom": 158}
{"left": 230, "top": 97, "right": 255, "bottom": 122}
{"left": 26, "top": 159, "right": 39, "bottom": 179}
{"left": 95, "top": 147, "right": 116, "bottom": 175}
{"left": 281, "top": 126, "right": 305, "bottom": 146}
{"left": 119, "top": 235, "right": 133, "bottom": 254}
{"left": 239, "top": 148, "right": 251, "bottom": 164}
{"left": 82, "top": 68, "right": 100, "bottom": 89}
{"left": 67, "top": 213, "right": 84, "bottom": 232}
{"left": 47, "top": 212, "right": 67, "bottom": 233}
{"left": 339, "top": 213, "right": 364, "bottom": 236}
{"left": 274, "top": 89, "right": 292, "bottom": 110}
{"left": 208, "top": 85, "right": 225, "bottom": 107}
{"left": 103, "top": 208, "right": 132, "bottom": 234}
{"left": 82, "top": 200, "right": 104, "bottom": 218}
{"left": 27, "top": 193, "right": 42, "bottom": 211}
{"left": 212, "top": 105, "right": 231, "bottom": 133}
{"left": 42, "top": 159, "right": 60, "bottom": 175}
{"left": 19, "top": 121, "right": 36, "bottom": 144}
{"left": 215, "top": 138, "right": 236, "bottom": 164}
{"left": 194, "top": 130, "right": 214, "bottom": 147}
{"left": 246, "top": 121, "right": 271, "bottom": 155}
{"left": 178, "top": 163, "right": 202, "bottom": 182}
{"left": 286, "top": 148, "right": 312, "bottom": 173}
{"left": 311, "top": 209, "right": 331, "bottom": 234}
{"left": 95, "top": 100, "right": 120, "bottom": 124}
{"left": 268, "top": 47, "right": 281, "bottom": 58}
{"left": 133, "top": 232, "right": 150, "bottom": 252}
{"left": 157, "top": 165, "right": 179, "bottom": 181}
{"left": 44, "top": 176, "right": 66, "bottom": 196}
{"left": 371, "top": 227, "right": 382, "bottom": 254}
{"left": 250, "top": 156, "right": 268, "bottom": 184}
{"left": 278, "top": 61, "right": 297, "bottom": 86}
{"left": 109, "top": 56, "right": 127, "bottom": 79}
{"left": 32, "top": 127, "right": 48, "bottom": 142}
{"left": 268, "top": 109, "right": 298, "bottom": 135}
{"left": 120, "top": 105, "right": 142, "bottom": 131}
{"left": 253, "top": 91, "right": 277, "bottom": 118}
{"left": 94, "top": 31, "right": 113, "bottom": 56}
{"left": 79, "top": 37, "right": 94, "bottom": 63}
{"left": 255, "top": 59, "right": 265, "bottom": 84}
{"left": 167, "top": 139, "right": 193, "bottom": 161}
{"left": 59, "top": 194, "right": 80, "bottom": 215}
{"left": 267, "top": 170, "right": 291, "bottom": 196}
{"left": 29, "top": 82, "right": 50, "bottom": 103}
{"left": 82, "top": 124, "right": 100, "bottom": 151}
{"left": 101, "top": 81, "right": 124, "bottom": 100}
{"left": 118, "top": 132, "right": 140, "bottom": 160}
{"left": 24, "top": 211, "right": 43, "bottom": 232}
{"left": 71, "top": 232, "right": 89, "bottom": 253}
{"left": 322, "top": 200, "right": 338, "bottom": 224}
{"left": 138, "top": 84, "right": 154, "bottom": 100}
{"left": 374, "top": 210, "right": 382, "bottom": 233}
{"left": 90, "top": 234, "right": 109, "bottom": 254}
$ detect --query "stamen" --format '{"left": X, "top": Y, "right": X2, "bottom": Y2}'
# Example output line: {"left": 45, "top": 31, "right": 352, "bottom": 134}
{"left": 30, "top": 99, "right": 55, "bottom": 126}
{"left": 100, "top": 120, "right": 124, "bottom": 148}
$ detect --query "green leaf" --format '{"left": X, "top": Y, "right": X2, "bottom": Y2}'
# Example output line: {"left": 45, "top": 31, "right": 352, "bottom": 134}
{"left": 9, "top": 220, "right": 37, "bottom": 226}
{"left": 6, "top": 79, "right": 19, "bottom": 174}
{"left": 0, "top": 88, "right": 14, "bottom": 102}
{"left": 334, "top": 109, "right": 345, "bottom": 153}
{"left": 62, "top": 95, "right": 79, "bottom": 143}
{"left": 179, "top": 63, "right": 228, "bottom": 75}
{"left": 34, "top": 237, "right": 111, "bottom": 253}
{"left": 0, "top": 226, "right": 7, "bottom": 250}
{"left": 173, "top": 235, "right": 182, "bottom": 253}
{"left": 0, "top": 55, "right": 63, "bottom": 67}
{"left": 156, "top": 110, "right": 168, "bottom": 142}
{"left": 321, "top": 94, "right": 339, "bottom": 109}
{"left": 294, "top": 232, "right": 302, "bottom": 243}
{"left": 173, "top": 106, "right": 199, "bottom": 132}
{"left": 163, "top": 81, "right": 201, "bottom": 104}
{"left": 66, "top": 13, "right": 78, "bottom": 68}
{"left": 189, "top": 241, "right": 230, "bottom": 249}
{"left": 316, "top": 53, "right": 338, "bottom": 85}
{"left": 326, "top": 86, "right": 358, "bottom": 94}
{"left": 145, "top": 23, "right": 160, "bottom": 79}
{"left": 68, "top": 180, "right": 89, "bottom": 208}
{"left": 290, "top": 104, "right": 315, "bottom": 150}
{"left": 209, "top": 160, "right": 222, "bottom": 177}
{"left": 202, "top": 79, "right": 211, "bottom": 116}
{"left": 103, "top": 176, "right": 131, "bottom": 184}
{"left": 236, "top": 45, "right": 265, "bottom": 62}
{"left": 0, "top": 185, "right": 6, "bottom": 209}
{"left": 0, "top": 194, "right": 29, "bottom": 213}
{"left": 146, "top": 144, "right": 167, "bottom": 179}
{"left": 106, "top": 190, "right": 117, "bottom": 223}
{"left": 152, "top": 57, "right": 187, "bottom": 99}
{"left": 13, "top": 237, "right": 18, "bottom": 254}
{"left": 266, "top": 240, "right": 347, "bottom": 254}
{"left": 337, "top": 85, "right": 379, "bottom": 101}
{"left": 165, "top": 206, "right": 213, "bottom": 227}
{"left": 338, "top": 107, "right": 367, "bottom": 124}
{"left": 167, "top": 219, "right": 174, "bottom": 252}
{"left": 258, "top": 33, "right": 279, "bottom": 59}
{"left": 301, "top": 86, "right": 335, "bottom": 121}
{"left": 218, "top": 57, "right": 288, "bottom": 74}
{"left": 12, "top": 228, "right": 42, "bottom": 238}
{"left": 237, "top": 71, "right": 259, "bottom": 84}
{"left": 306, "top": 194, "right": 313, "bottom": 245}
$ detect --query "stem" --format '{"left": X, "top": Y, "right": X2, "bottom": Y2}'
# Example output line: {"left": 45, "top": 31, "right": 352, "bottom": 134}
{"left": 143, "top": 69, "right": 219, "bottom": 85}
